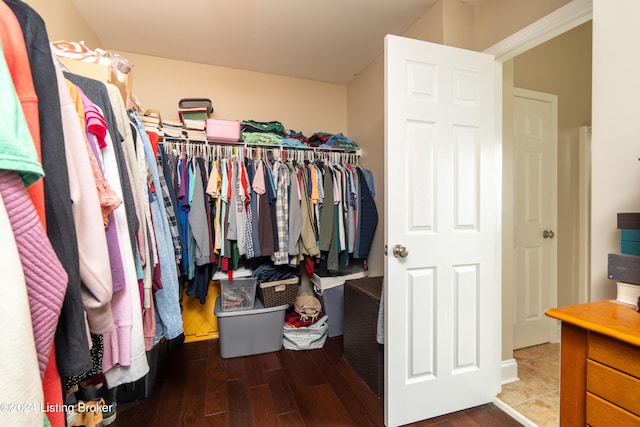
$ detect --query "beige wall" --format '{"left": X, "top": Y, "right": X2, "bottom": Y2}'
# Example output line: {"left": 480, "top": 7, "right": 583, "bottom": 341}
{"left": 513, "top": 21, "right": 592, "bottom": 307}
{"left": 474, "top": 0, "right": 572, "bottom": 51}
{"left": 27, "top": 0, "right": 102, "bottom": 48}
{"left": 346, "top": 54, "right": 385, "bottom": 278}
{"left": 443, "top": 0, "right": 476, "bottom": 50}
{"left": 403, "top": 1, "right": 445, "bottom": 43}
{"left": 114, "top": 51, "right": 347, "bottom": 137}
{"left": 591, "top": 0, "right": 640, "bottom": 301}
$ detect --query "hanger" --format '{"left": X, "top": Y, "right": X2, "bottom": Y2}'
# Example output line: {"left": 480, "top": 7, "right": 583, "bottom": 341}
{"left": 55, "top": 56, "right": 71, "bottom": 73}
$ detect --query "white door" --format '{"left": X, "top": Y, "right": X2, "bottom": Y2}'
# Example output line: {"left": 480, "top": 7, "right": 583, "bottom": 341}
{"left": 512, "top": 88, "right": 558, "bottom": 349}
{"left": 384, "top": 35, "right": 501, "bottom": 426}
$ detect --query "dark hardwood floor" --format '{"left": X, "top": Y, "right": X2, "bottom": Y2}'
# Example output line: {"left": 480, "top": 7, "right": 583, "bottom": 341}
{"left": 111, "top": 337, "right": 522, "bottom": 426}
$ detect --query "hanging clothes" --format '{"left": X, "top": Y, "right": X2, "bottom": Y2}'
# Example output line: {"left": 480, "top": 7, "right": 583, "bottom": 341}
{"left": 255, "top": 160, "right": 275, "bottom": 256}
{"left": 297, "top": 162, "right": 321, "bottom": 261}
{"left": 6, "top": 13, "right": 90, "bottom": 423}
{"left": 130, "top": 112, "right": 184, "bottom": 344}
{"left": 64, "top": 72, "right": 139, "bottom": 258}
{"left": 286, "top": 162, "right": 302, "bottom": 267}
{"left": 103, "top": 86, "right": 149, "bottom": 387}
{"left": 58, "top": 71, "right": 115, "bottom": 338}
{"left": 245, "top": 159, "right": 261, "bottom": 258}
{"left": 157, "top": 145, "right": 182, "bottom": 263}
{"left": 272, "top": 160, "right": 290, "bottom": 265}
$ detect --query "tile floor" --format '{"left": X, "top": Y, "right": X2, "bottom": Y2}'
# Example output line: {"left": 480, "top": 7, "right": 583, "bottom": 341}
{"left": 497, "top": 342, "right": 561, "bottom": 427}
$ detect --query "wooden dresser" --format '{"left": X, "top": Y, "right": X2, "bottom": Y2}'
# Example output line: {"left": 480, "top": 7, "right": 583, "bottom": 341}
{"left": 545, "top": 300, "right": 640, "bottom": 426}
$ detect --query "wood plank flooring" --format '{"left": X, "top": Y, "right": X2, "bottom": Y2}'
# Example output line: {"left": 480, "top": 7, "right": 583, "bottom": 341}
{"left": 111, "top": 337, "right": 522, "bottom": 426}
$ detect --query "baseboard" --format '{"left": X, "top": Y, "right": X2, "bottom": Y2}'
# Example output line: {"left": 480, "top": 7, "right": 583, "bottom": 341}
{"left": 501, "top": 358, "right": 519, "bottom": 385}
{"left": 493, "top": 397, "right": 538, "bottom": 427}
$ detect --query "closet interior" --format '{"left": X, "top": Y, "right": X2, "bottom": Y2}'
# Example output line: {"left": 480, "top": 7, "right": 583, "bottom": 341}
{"left": 1, "top": 3, "right": 381, "bottom": 426}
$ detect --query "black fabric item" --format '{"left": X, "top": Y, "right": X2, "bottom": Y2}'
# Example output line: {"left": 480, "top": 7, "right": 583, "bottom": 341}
{"left": 64, "top": 333, "right": 104, "bottom": 391}
{"left": 159, "top": 144, "right": 183, "bottom": 253}
{"left": 257, "top": 163, "right": 275, "bottom": 256}
{"left": 355, "top": 168, "right": 378, "bottom": 259}
{"left": 196, "top": 157, "right": 213, "bottom": 263}
{"left": 4, "top": 0, "right": 91, "bottom": 376}
{"left": 251, "top": 262, "right": 297, "bottom": 283}
{"left": 315, "top": 255, "right": 329, "bottom": 277}
{"left": 186, "top": 263, "right": 213, "bottom": 305}
{"left": 264, "top": 165, "right": 279, "bottom": 250}
{"left": 318, "top": 166, "right": 334, "bottom": 252}
{"left": 245, "top": 160, "right": 262, "bottom": 258}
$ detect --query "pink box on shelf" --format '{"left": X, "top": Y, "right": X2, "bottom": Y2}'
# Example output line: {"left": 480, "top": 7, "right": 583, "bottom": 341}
{"left": 206, "top": 118, "right": 241, "bottom": 143}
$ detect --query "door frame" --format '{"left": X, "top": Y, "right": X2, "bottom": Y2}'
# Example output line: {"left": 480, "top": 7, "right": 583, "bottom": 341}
{"left": 578, "top": 125, "right": 592, "bottom": 304}
{"left": 482, "top": 0, "right": 592, "bottom": 386}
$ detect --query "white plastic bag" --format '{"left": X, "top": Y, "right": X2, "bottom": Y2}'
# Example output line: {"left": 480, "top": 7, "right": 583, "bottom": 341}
{"left": 282, "top": 324, "right": 328, "bottom": 350}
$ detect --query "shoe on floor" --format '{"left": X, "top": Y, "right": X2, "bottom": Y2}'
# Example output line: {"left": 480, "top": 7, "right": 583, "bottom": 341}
{"left": 99, "top": 403, "right": 117, "bottom": 427}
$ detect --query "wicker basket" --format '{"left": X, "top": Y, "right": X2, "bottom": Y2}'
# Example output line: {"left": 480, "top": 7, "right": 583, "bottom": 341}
{"left": 257, "top": 277, "right": 299, "bottom": 308}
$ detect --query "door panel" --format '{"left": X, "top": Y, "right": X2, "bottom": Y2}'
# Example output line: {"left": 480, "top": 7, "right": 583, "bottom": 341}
{"left": 384, "top": 34, "right": 501, "bottom": 426}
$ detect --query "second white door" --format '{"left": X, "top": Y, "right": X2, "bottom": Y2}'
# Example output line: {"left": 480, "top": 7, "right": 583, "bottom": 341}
{"left": 512, "top": 88, "right": 558, "bottom": 350}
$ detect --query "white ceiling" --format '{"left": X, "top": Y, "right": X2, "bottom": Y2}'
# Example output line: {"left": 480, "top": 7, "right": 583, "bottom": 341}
{"left": 71, "top": 0, "right": 442, "bottom": 85}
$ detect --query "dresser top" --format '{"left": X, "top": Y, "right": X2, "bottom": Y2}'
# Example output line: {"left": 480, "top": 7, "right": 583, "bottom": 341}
{"left": 546, "top": 299, "right": 640, "bottom": 346}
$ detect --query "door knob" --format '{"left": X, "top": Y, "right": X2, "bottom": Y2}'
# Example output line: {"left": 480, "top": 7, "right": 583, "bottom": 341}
{"left": 393, "top": 244, "right": 409, "bottom": 258}
{"left": 542, "top": 230, "right": 555, "bottom": 239}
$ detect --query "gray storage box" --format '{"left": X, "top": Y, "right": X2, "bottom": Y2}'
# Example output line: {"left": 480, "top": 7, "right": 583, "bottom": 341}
{"left": 214, "top": 297, "right": 288, "bottom": 358}
{"left": 608, "top": 253, "right": 640, "bottom": 285}
{"left": 311, "top": 268, "right": 368, "bottom": 337}
{"left": 318, "top": 285, "right": 344, "bottom": 337}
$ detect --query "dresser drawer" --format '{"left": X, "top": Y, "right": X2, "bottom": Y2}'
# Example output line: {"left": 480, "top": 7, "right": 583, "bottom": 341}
{"left": 587, "top": 392, "right": 640, "bottom": 426}
{"left": 589, "top": 332, "right": 640, "bottom": 378}
{"left": 587, "top": 359, "right": 640, "bottom": 416}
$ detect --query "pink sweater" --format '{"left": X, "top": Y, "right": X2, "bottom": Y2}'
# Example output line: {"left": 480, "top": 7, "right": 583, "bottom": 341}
{"left": 0, "top": 170, "right": 67, "bottom": 375}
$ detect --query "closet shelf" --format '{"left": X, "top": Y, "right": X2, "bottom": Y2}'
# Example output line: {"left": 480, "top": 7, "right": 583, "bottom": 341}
{"left": 161, "top": 136, "right": 361, "bottom": 156}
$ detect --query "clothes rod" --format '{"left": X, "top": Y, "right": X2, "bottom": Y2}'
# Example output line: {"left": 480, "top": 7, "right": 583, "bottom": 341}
{"left": 160, "top": 137, "right": 361, "bottom": 156}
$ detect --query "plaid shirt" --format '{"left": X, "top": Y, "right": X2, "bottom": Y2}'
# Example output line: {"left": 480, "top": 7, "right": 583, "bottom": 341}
{"left": 156, "top": 154, "right": 182, "bottom": 261}
{"left": 272, "top": 161, "right": 290, "bottom": 265}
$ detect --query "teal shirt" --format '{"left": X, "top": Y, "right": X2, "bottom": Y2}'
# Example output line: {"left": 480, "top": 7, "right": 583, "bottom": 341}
{"left": 0, "top": 41, "right": 44, "bottom": 187}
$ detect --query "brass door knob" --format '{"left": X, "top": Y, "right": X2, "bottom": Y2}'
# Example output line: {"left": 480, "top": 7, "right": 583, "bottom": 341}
{"left": 393, "top": 244, "right": 409, "bottom": 258}
{"left": 542, "top": 230, "right": 555, "bottom": 239}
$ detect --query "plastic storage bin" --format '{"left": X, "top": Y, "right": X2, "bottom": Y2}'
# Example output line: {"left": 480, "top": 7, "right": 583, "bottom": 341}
{"left": 214, "top": 297, "right": 288, "bottom": 358}
{"left": 317, "top": 285, "right": 344, "bottom": 337}
{"left": 206, "top": 118, "right": 241, "bottom": 142}
{"left": 311, "top": 268, "right": 367, "bottom": 337}
{"left": 219, "top": 277, "right": 257, "bottom": 311}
